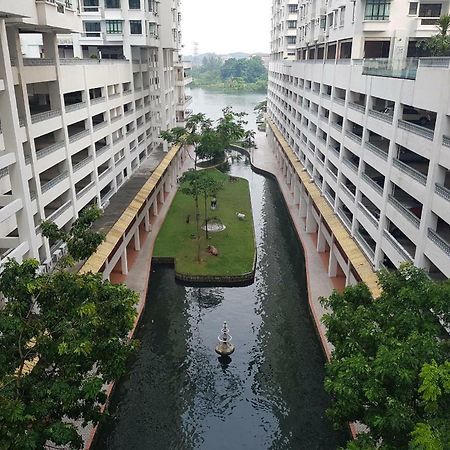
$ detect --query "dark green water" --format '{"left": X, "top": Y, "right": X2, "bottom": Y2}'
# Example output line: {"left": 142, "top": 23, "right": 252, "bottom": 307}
{"left": 93, "top": 156, "right": 348, "bottom": 449}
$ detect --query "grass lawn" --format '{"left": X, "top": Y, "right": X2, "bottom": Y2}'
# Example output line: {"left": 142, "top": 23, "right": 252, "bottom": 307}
{"left": 153, "top": 169, "right": 255, "bottom": 277}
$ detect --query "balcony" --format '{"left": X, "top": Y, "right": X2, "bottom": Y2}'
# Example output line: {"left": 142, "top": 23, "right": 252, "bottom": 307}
{"left": 41, "top": 171, "right": 69, "bottom": 193}
{"left": 427, "top": 228, "right": 450, "bottom": 257}
{"left": 383, "top": 229, "right": 414, "bottom": 263}
{"left": 35, "top": 1, "right": 82, "bottom": 32}
{"left": 398, "top": 119, "right": 434, "bottom": 141}
{"left": 387, "top": 194, "right": 421, "bottom": 229}
{"left": 362, "top": 58, "right": 418, "bottom": 80}
{"left": 368, "top": 109, "right": 393, "bottom": 124}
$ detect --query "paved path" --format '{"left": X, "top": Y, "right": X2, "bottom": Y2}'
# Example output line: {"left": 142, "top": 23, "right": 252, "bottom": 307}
{"left": 251, "top": 131, "right": 344, "bottom": 359}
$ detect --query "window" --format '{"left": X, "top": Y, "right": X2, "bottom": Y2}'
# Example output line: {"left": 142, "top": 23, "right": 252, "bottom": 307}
{"left": 149, "top": 22, "right": 158, "bottom": 36}
{"left": 105, "top": 0, "right": 120, "bottom": 7}
{"left": 106, "top": 20, "right": 123, "bottom": 34}
{"left": 83, "top": 21, "right": 101, "bottom": 36}
{"left": 287, "top": 36, "right": 296, "bottom": 44}
{"left": 408, "top": 2, "right": 418, "bottom": 15}
{"left": 149, "top": 0, "right": 157, "bottom": 12}
{"left": 364, "top": 0, "right": 390, "bottom": 20}
{"left": 419, "top": 3, "right": 442, "bottom": 17}
{"left": 129, "top": 0, "right": 140, "bottom": 8}
{"left": 288, "top": 4, "right": 298, "bottom": 13}
{"left": 340, "top": 6, "right": 346, "bottom": 26}
{"left": 287, "top": 20, "right": 297, "bottom": 29}
{"left": 130, "top": 20, "right": 142, "bottom": 34}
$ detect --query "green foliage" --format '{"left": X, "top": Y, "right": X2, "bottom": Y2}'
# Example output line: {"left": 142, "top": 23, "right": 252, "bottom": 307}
{"left": 320, "top": 264, "right": 450, "bottom": 450}
{"left": 154, "top": 169, "right": 255, "bottom": 276}
{"left": 41, "top": 206, "right": 104, "bottom": 265}
{"left": 0, "top": 209, "right": 138, "bottom": 449}
{"left": 191, "top": 55, "right": 268, "bottom": 91}
{"left": 420, "top": 15, "right": 450, "bottom": 56}
{"left": 160, "top": 108, "right": 247, "bottom": 167}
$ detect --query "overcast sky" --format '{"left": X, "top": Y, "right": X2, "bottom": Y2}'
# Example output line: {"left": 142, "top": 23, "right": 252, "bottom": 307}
{"left": 181, "top": 0, "right": 272, "bottom": 55}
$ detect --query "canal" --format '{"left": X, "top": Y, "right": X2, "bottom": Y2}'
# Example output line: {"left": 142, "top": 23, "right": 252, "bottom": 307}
{"left": 93, "top": 89, "right": 348, "bottom": 449}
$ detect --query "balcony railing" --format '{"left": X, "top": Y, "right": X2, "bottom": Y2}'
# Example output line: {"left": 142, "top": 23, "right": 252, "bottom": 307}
{"left": 73, "top": 156, "right": 93, "bottom": 172}
{"left": 366, "top": 141, "right": 388, "bottom": 160}
{"left": 337, "top": 207, "right": 352, "bottom": 230}
{"left": 392, "top": 159, "right": 427, "bottom": 185}
{"left": 362, "top": 173, "right": 384, "bottom": 196}
{"left": 23, "top": 58, "right": 55, "bottom": 66}
{"left": 65, "top": 102, "right": 86, "bottom": 113}
{"left": 46, "top": 200, "right": 72, "bottom": 222}
{"left": 96, "top": 144, "right": 110, "bottom": 156}
{"left": 427, "top": 228, "right": 450, "bottom": 256}
{"left": 93, "top": 121, "right": 108, "bottom": 132}
{"left": 36, "top": 140, "right": 65, "bottom": 160}
{"left": 90, "top": 96, "right": 105, "bottom": 105}
{"left": 358, "top": 202, "right": 379, "bottom": 228}
{"left": 435, "top": 183, "right": 450, "bottom": 201}
{"left": 345, "top": 130, "right": 362, "bottom": 144}
{"left": 383, "top": 230, "right": 413, "bottom": 262}
{"left": 442, "top": 135, "right": 450, "bottom": 148}
{"left": 69, "top": 129, "right": 90, "bottom": 143}
{"left": 334, "top": 97, "right": 345, "bottom": 106}
{"left": 340, "top": 182, "right": 356, "bottom": 200}
{"left": 387, "top": 195, "right": 420, "bottom": 228}
{"left": 398, "top": 119, "right": 434, "bottom": 141}
{"left": 31, "top": 109, "right": 61, "bottom": 124}
{"left": 343, "top": 158, "right": 358, "bottom": 173}
{"left": 362, "top": 58, "right": 418, "bottom": 80}
{"left": 76, "top": 181, "right": 95, "bottom": 200}
{"left": 368, "top": 109, "right": 393, "bottom": 124}
{"left": 355, "top": 231, "right": 375, "bottom": 260}
{"left": 41, "top": 171, "right": 69, "bottom": 193}
{"left": 99, "top": 167, "right": 112, "bottom": 180}
{"left": 331, "top": 122, "right": 343, "bottom": 132}
{"left": 348, "top": 102, "right": 366, "bottom": 113}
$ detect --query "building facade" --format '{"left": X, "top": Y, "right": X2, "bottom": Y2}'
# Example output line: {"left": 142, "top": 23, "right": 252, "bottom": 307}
{"left": 0, "top": 0, "right": 190, "bottom": 271}
{"left": 268, "top": 0, "right": 450, "bottom": 279}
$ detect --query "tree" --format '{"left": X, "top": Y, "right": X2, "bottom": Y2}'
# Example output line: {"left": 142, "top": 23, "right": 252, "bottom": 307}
{"left": 160, "top": 113, "right": 212, "bottom": 170}
{"left": 197, "top": 172, "right": 224, "bottom": 240}
{"left": 0, "top": 207, "right": 138, "bottom": 449}
{"left": 180, "top": 169, "right": 203, "bottom": 261}
{"left": 242, "top": 129, "right": 256, "bottom": 149}
{"left": 160, "top": 108, "right": 247, "bottom": 167}
{"left": 421, "top": 15, "right": 450, "bottom": 56}
{"left": 320, "top": 264, "right": 450, "bottom": 450}
{"left": 254, "top": 100, "right": 267, "bottom": 113}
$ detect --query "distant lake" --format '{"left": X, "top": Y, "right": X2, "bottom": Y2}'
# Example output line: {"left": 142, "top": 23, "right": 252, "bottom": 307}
{"left": 189, "top": 87, "right": 266, "bottom": 130}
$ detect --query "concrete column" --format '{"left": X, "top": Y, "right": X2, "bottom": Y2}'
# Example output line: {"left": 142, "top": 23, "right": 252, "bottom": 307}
{"left": 317, "top": 221, "right": 326, "bottom": 253}
{"left": 345, "top": 262, "right": 352, "bottom": 287}
{"left": 152, "top": 199, "right": 158, "bottom": 216}
{"left": 328, "top": 246, "right": 338, "bottom": 277}
{"left": 159, "top": 187, "right": 165, "bottom": 203}
{"left": 121, "top": 251, "right": 129, "bottom": 275}
{"left": 144, "top": 210, "right": 151, "bottom": 232}
{"left": 134, "top": 230, "right": 141, "bottom": 251}
{"left": 299, "top": 192, "right": 308, "bottom": 218}
{"left": 305, "top": 203, "right": 317, "bottom": 233}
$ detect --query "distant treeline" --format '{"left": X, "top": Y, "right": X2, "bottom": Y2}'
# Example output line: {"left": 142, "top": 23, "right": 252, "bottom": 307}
{"left": 191, "top": 55, "right": 268, "bottom": 91}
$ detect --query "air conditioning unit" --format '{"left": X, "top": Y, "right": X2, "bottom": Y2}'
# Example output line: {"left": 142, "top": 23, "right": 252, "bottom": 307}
{"left": 60, "top": 243, "right": 68, "bottom": 256}
{"left": 52, "top": 249, "right": 62, "bottom": 263}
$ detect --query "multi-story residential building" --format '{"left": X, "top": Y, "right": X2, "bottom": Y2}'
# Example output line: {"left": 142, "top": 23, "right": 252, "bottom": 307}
{"left": 0, "top": 0, "right": 190, "bottom": 271}
{"left": 268, "top": 0, "right": 450, "bottom": 280}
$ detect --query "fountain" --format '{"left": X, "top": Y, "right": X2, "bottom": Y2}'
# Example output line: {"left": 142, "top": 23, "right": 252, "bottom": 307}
{"left": 215, "top": 321, "right": 235, "bottom": 356}
{"left": 201, "top": 218, "right": 226, "bottom": 233}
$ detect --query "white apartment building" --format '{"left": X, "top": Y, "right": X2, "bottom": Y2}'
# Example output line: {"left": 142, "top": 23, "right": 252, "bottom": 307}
{"left": 268, "top": 0, "right": 450, "bottom": 280}
{"left": 0, "top": 0, "right": 191, "bottom": 271}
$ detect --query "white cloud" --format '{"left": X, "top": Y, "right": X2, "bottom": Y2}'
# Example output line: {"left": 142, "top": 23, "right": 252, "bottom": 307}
{"left": 181, "top": 0, "right": 271, "bottom": 55}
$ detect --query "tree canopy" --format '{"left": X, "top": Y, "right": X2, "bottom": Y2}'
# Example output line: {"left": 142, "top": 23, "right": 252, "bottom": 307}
{"left": 0, "top": 207, "right": 138, "bottom": 449}
{"left": 420, "top": 15, "right": 450, "bottom": 56}
{"left": 321, "top": 264, "right": 450, "bottom": 450}
{"left": 191, "top": 55, "right": 267, "bottom": 91}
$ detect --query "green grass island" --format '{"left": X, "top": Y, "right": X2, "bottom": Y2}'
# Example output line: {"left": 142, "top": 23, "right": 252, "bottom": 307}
{"left": 153, "top": 169, "right": 256, "bottom": 284}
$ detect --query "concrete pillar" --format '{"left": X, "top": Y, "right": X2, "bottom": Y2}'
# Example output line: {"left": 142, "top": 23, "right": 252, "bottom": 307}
{"left": 121, "top": 251, "right": 129, "bottom": 275}
{"left": 159, "top": 187, "right": 165, "bottom": 203}
{"left": 299, "top": 192, "right": 308, "bottom": 218}
{"left": 134, "top": 230, "right": 141, "bottom": 251}
{"left": 144, "top": 210, "right": 151, "bottom": 232}
{"left": 328, "top": 247, "right": 338, "bottom": 277}
{"left": 152, "top": 199, "right": 158, "bottom": 216}
{"left": 317, "top": 222, "right": 326, "bottom": 253}
{"left": 345, "top": 262, "right": 352, "bottom": 287}
{"left": 305, "top": 203, "right": 317, "bottom": 233}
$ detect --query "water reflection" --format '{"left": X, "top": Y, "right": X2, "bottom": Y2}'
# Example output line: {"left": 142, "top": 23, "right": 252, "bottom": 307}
{"left": 93, "top": 159, "right": 348, "bottom": 450}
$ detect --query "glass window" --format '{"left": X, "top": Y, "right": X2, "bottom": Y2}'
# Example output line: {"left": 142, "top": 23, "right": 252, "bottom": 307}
{"left": 340, "top": 6, "right": 346, "bottom": 26}
{"left": 408, "top": 2, "right": 418, "bottom": 15}
{"left": 130, "top": 20, "right": 142, "bottom": 34}
{"left": 288, "top": 4, "right": 298, "bottom": 13}
{"left": 105, "top": 0, "right": 120, "bottom": 7}
{"left": 106, "top": 20, "right": 123, "bottom": 34}
{"left": 287, "top": 36, "right": 296, "bottom": 44}
{"left": 149, "top": 22, "right": 158, "bottom": 36}
{"left": 129, "top": 0, "right": 140, "bottom": 8}
{"left": 148, "top": 0, "right": 157, "bottom": 12}
{"left": 364, "top": 0, "right": 390, "bottom": 20}
{"left": 84, "top": 21, "right": 101, "bottom": 32}
{"left": 419, "top": 3, "right": 442, "bottom": 17}
{"left": 287, "top": 20, "right": 297, "bottom": 28}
